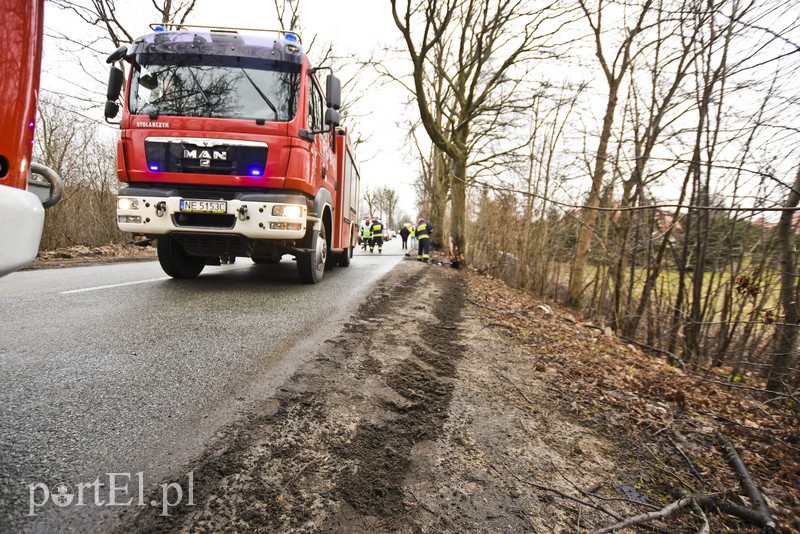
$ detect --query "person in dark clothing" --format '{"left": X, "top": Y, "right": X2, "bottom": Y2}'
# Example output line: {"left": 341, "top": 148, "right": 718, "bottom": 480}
{"left": 370, "top": 217, "right": 384, "bottom": 254}
{"left": 399, "top": 224, "right": 410, "bottom": 249}
{"left": 416, "top": 218, "right": 432, "bottom": 262}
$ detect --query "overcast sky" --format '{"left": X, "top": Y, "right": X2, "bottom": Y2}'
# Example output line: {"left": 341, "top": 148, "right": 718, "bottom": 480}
{"left": 39, "top": 1, "right": 800, "bottom": 222}
{"left": 40, "top": 0, "right": 421, "bottom": 220}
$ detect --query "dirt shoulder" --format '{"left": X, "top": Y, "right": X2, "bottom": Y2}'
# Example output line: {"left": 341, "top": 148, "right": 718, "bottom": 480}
{"left": 121, "top": 259, "right": 798, "bottom": 533}
{"left": 23, "top": 244, "right": 156, "bottom": 270}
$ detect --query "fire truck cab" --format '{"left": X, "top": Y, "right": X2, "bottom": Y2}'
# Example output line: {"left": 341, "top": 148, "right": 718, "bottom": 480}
{"left": 106, "top": 25, "right": 359, "bottom": 283}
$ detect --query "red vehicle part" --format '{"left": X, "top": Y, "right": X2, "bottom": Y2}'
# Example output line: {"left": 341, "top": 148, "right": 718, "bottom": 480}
{"left": 0, "top": 0, "right": 62, "bottom": 276}
{"left": 109, "top": 26, "right": 359, "bottom": 282}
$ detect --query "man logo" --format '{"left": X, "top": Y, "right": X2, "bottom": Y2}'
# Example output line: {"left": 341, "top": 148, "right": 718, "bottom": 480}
{"left": 183, "top": 149, "right": 227, "bottom": 160}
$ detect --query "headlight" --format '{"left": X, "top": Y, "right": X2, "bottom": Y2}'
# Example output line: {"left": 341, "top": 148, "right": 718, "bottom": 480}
{"left": 118, "top": 197, "right": 140, "bottom": 211}
{"left": 118, "top": 215, "right": 142, "bottom": 224}
{"left": 272, "top": 204, "right": 304, "bottom": 218}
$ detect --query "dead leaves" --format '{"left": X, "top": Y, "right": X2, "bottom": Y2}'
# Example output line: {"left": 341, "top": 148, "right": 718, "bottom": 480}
{"left": 464, "top": 268, "right": 799, "bottom": 532}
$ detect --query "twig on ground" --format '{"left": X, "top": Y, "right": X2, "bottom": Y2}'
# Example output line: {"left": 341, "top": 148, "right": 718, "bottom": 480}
{"left": 408, "top": 490, "right": 438, "bottom": 516}
{"left": 493, "top": 464, "right": 622, "bottom": 521}
{"left": 715, "top": 430, "right": 776, "bottom": 529}
{"left": 277, "top": 459, "right": 316, "bottom": 498}
{"left": 589, "top": 496, "right": 694, "bottom": 534}
{"left": 550, "top": 460, "right": 660, "bottom": 512}
{"left": 497, "top": 372, "right": 535, "bottom": 405}
{"left": 692, "top": 500, "right": 710, "bottom": 534}
{"left": 668, "top": 435, "right": 706, "bottom": 485}
{"left": 620, "top": 335, "right": 687, "bottom": 371}
{"left": 584, "top": 481, "right": 603, "bottom": 494}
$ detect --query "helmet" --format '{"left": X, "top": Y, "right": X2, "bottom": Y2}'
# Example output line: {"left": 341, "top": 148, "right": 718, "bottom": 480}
{"left": 418, "top": 217, "right": 424, "bottom": 223}
{"left": 372, "top": 217, "right": 378, "bottom": 222}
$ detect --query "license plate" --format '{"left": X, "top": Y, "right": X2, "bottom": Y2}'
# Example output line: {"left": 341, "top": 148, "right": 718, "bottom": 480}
{"left": 179, "top": 199, "right": 227, "bottom": 214}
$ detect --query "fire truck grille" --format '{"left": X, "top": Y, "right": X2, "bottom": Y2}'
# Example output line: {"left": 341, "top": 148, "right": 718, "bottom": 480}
{"left": 145, "top": 140, "right": 268, "bottom": 177}
{"left": 172, "top": 212, "right": 236, "bottom": 229}
{"left": 174, "top": 233, "right": 250, "bottom": 256}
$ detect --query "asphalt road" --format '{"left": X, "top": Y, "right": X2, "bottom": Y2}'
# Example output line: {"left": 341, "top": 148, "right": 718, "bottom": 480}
{"left": 0, "top": 239, "right": 408, "bottom": 532}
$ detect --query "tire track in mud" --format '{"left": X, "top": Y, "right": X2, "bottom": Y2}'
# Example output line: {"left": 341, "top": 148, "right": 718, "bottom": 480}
{"left": 122, "top": 261, "right": 465, "bottom": 533}
{"left": 330, "top": 270, "right": 465, "bottom": 526}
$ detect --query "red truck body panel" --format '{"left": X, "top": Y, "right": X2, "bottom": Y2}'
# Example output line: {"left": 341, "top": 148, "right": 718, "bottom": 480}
{"left": 0, "top": 0, "right": 44, "bottom": 191}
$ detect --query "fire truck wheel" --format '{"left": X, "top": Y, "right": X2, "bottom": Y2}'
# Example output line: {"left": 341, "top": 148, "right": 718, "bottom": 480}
{"left": 336, "top": 247, "right": 351, "bottom": 267}
{"left": 297, "top": 224, "right": 326, "bottom": 284}
{"left": 157, "top": 236, "right": 205, "bottom": 279}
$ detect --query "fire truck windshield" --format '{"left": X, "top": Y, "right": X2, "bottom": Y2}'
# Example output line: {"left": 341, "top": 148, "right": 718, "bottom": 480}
{"left": 129, "top": 55, "right": 300, "bottom": 121}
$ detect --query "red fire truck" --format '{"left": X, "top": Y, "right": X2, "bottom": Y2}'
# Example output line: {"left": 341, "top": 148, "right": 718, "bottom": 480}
{"left": 106, "top": 24, "right": 360, "bottom": 282}
{"left": 0, "top": 0, "right": 63, "bottom": 277}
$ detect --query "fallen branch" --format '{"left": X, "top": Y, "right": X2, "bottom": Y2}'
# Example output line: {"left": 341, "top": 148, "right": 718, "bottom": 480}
{"left": 694, "top": 494, "right": 777, "bottom": 529}
{"left": 590, "top": 492, "right": 777, "bottom": 533}
{"left": 692, "top": 500, "right": 710, "bottom": 534}
{"left": 493, "top": 464, "right": 622, "bottom": 521}
{"left": 715, "top": 430, "right": 776, "bottom": 529}
{"left": 590, "top": 496, "right": 694, "bottom": 534}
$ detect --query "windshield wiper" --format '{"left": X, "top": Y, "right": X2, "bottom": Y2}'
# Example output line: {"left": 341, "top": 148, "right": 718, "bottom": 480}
{"left": 241, "top": 68, "right": 278, "bottom": 120}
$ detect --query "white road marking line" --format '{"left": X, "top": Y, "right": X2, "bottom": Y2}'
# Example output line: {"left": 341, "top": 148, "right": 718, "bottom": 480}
{"left": 61, "top": 277, "right": 169, "bottom": 294}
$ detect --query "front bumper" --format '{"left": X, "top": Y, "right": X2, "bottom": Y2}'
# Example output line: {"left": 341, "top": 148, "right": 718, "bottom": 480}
{"left": 0, "top": 184, "right": 45, "bottom": 277}
{"left": 116, "top": 187, "right": 310, "bottom": 240}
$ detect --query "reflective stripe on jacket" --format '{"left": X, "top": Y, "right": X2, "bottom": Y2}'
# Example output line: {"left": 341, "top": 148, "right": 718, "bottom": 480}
{"left": 371, "top": 222, "right": 383, "bottom": 235}
{"left": 416, "top": 221, "right": 431, "bottom": 239}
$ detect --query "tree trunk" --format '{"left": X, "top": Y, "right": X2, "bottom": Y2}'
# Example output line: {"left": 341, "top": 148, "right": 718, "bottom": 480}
{"left": 450, "top": 154, "right": 467, "bottom": 260}
{"left": 766, "top": 165, "right": 800, "bottom": 393}
{"left": 429, "top": 148, "right": 449, "bottom": 250}
{"left": 568, "top": 83, "right": 619, "bottom": 307}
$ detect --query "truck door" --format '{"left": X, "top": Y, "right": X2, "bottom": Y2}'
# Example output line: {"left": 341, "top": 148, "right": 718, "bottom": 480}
{"left": 307, "top": 76, "right": 325, "bottom": 187}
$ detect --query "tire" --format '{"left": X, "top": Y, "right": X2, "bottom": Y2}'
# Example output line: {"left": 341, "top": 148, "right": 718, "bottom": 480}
{"left": 297, "top": 223, "right": 326, "bottom": 284}
{"left": 336, "top": 247, "right": 352, "bottom": 267}
{"left": 336, "top": 226, "right": 353, "bottom": 267}
{"left": 324, "top": 225, "right": 335, "bottom": 272}
{"left": 157, "top": 235, "right": 205, "bottom": 278}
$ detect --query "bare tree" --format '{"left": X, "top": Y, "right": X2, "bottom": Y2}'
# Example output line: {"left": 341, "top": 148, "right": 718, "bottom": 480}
{"left": 390, "top": 0, "right": 564, "bottom": 261}
{"left": 363, "top": 188, "right": 378, "bottom": 218}
{"left": 766, "top": 165, "right": 800, "bottom": 393}
{"left": 375, "top": 186, "right": 400, "bottom": 228}
{"left": 567, "top": 0, "right": 656, "bottom": 307}
{"left": 35, "top": 95, "right": 123, "bottom": 248}
{"left": 48, "top": 0, "right": 199, "bottom": 47}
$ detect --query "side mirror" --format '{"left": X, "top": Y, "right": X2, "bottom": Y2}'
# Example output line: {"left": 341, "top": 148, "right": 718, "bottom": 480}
{"left": 325, "top": 108, "right": 340, "bottom": 128}
{"left": 326, "top": 75, "right": 341, "bottom": 110}
{"left": 106, "top": 45, "right": 128, "bottom": 64}
{"left": 107, "top": 66, "right": 124, "bottom": 101}
{"left": 104, "top": 100, "right": 120, "bottom": 120}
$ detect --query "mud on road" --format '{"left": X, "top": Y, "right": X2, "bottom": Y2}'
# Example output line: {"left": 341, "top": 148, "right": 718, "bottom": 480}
{"left": 123, "top": 260, "right": 655, "bottom": 533}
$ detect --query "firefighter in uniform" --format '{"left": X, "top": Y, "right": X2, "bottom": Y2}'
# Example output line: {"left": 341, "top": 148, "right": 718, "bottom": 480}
{"left": 360, "top": 221, "right": 371, "bottom": 250}
{"left": 416, "top": 218, "right": 432, "bottom": 262}
{"left": 370, "top": 217, "right": 384, "bottom": 253}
